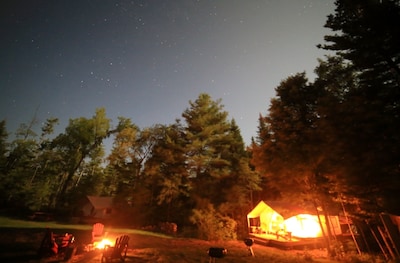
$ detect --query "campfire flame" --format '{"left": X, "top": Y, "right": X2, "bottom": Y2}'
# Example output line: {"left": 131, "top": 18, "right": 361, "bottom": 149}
{"left": 94, "top": 238, "right": 113, "bottom": 249}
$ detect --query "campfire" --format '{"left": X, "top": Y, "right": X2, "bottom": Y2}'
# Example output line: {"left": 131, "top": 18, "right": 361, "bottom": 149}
{"left": 93, "top": 238, "right": 113, "bottom": 249}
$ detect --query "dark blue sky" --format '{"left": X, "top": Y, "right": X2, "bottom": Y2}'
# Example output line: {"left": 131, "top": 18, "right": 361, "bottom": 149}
{"left": 0, "top": 0, "right": 334, "bottom": 146}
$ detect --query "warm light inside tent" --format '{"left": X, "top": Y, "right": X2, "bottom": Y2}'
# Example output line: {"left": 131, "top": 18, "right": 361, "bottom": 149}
{"left": 284, "top": 214, "right": 322, "bottom": 238}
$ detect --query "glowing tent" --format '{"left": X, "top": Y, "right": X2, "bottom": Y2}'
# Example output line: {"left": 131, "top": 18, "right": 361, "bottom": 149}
{"left": 247, "top": 201, "right": 285, "bottom": 235}
{"left": 284, "top": 214, "right": 323, "bottom": 238}
{"left": 248, "top": 201, "right": 342, "bottom": 239}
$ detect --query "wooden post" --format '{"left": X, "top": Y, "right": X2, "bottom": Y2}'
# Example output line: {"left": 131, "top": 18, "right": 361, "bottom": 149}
{"left": 368, "top": 222, "right": 389, "bottom": 261}
{"left": 378, "top": 226, "right": 396, "bottom": 260}
{"left": 340, "top": 196, "right": 361, "bottom": 255}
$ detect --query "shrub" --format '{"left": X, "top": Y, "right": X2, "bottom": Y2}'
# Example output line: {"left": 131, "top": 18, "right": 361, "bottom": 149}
{"left": 341, "top": 252, "right": 386, "bottom": 263}
{"left": 189, "top": 203, "right": 237, "bottom": 241}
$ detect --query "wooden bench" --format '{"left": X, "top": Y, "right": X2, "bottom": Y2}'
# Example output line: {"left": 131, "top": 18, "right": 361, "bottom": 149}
{"left": 101, "top": 235, "right": 129, "bottom": 262}
{"left": 29, "top": 211, "right": 53, "bottom": 221}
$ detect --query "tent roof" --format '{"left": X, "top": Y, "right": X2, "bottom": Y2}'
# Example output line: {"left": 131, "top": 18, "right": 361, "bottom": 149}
{"left": 248, "top": 200, "right": 316, "bottom": 219}
{"left": 86, "top": 196, "right": 113, "bottom": 209}
{"left": 247, "top": 201, "right": 271, "bottom": 218}
{"left": 267, "top": 201, "right": 315, "bottom": 218}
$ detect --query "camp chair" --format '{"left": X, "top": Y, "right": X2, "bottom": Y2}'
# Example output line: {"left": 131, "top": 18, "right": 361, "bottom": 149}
{"left": 38, "top": 228, "right": 76, "bottom": 261}
{"left": 101, "top": 235, "right": 129, "bottom": 263}
{"left": 38, "top": 228, "right": 58, "bottom": 257}
{"left": 92, "top": 222, "right": 105, "bottom": 243}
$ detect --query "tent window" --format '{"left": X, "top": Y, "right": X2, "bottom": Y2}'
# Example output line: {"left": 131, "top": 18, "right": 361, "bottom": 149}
{"left": 249, "top": 217, "right": 260, "bottom": 227}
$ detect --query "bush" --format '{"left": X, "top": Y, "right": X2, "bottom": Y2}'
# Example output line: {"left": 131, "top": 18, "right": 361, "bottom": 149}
{"left": 189, "top": 203, "right": 237, "bottom": 241}
{"left": 341, "top": 252, "right": 386, "bottom": 263}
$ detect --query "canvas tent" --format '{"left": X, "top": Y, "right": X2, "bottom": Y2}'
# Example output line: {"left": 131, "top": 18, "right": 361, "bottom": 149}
{"left": 80, "top": 196, "right": 113, "bottom": 220}
{"left": 247, "top": 200, "right": 342, "bottom": 238}
{"left": 247, "top": 201, "right": 285, "bottom": 235}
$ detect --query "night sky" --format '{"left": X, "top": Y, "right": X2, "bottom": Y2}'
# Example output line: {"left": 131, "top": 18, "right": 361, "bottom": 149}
{"left": 0, "top": 0, "right": 334, "bottom": 147}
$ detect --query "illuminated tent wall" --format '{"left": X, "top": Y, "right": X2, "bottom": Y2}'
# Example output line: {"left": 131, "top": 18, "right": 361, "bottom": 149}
{"left": 284, "top": 214, "right": 341, "bottom": 238}
{"left": 248, "top": 201, "right": 342, "bottom": 238}
{"left": 247, "top": 201, "right": 285, "bottom": 234}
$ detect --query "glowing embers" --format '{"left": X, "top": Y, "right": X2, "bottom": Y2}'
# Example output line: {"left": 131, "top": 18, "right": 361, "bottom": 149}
{"left": 284, "top": 214, "right": 322, "bottom": 238}
{"left": 93, "top": 238, "right": 113, "bottom": 249}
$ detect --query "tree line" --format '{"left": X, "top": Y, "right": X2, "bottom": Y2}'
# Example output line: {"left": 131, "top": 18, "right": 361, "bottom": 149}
{"left": 251, "top": 0, "right": 400, "bottom": 257}
{"left": 0, "top": 96, "right": 258, "bottom": 239}
{"left": 0, "top": 0, "right": 399, "bottom": 246}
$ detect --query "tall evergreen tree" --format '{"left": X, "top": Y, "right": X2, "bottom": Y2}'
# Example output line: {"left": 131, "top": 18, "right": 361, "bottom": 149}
{"left": 320, "top": 0, "right": 400, "bottom": 89}
{"left": 182, "top": 93, "right": 260, "bottom": 239}
{"left": 251, "top": 73, "right": 329, "bottom": 202}
{"left": 252, "top": 72, "right": 345, "bottom": 238}
{"left": 251, "top": 72, "right": 355, "bottom": 254}
{"left": 143, "top": 122, "right": 190, "bottom": 225}
{"left": 182, "top": 93, "right": 233, "bottom": 205}
{"left": 320, "top": 0, "right": 400, "bottom": 214}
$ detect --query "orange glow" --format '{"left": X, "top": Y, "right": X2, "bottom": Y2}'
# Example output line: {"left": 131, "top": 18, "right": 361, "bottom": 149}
{"left": 94, "top": 238, "right": 113, "bottom": 249}
{"left": 284, "top": 214, "right": 322, "bottom": 238}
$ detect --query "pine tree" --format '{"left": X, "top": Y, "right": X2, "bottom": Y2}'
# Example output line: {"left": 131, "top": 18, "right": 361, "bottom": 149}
{"left": 320, "top": 0, "right": 400, "bottom": 214}
{"left": 182, "top": 93, "right": 260, "bottom": 239}
{"left": 182, "top": 93, "right": 233, "bottom": 205}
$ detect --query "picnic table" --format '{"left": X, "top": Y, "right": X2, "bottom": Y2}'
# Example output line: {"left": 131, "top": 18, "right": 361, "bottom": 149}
{"left": 28, "top": 211, "right": 54, "bottom": 221}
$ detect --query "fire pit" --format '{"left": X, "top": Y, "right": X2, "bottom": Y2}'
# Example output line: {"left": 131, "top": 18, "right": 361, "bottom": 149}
{"left": 93, "top": 238, "right": 113, "bottom": 250}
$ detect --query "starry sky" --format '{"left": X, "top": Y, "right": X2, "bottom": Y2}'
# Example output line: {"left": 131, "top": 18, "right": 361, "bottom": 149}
{"left": 0, "top": 0, "right": 334, "bottom": 146}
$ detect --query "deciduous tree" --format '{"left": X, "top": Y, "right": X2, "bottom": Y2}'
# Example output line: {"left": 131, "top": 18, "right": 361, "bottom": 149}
{"left": 51, "top": 108, "right": 111, "bottom": 207}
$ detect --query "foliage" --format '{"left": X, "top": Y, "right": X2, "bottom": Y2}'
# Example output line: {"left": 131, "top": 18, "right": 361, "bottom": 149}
{"left": 182, "top": 93, "right": 260, "bottom": 237}
{"left": 0, "top": 108, "right": 120, "bottom": 212}
{"left": 107, "top": 123, "right": 170, "bottom": 226}
{"left": 189, "top": 202, "right": 237, "bottom": 241}
{"left": 251, "top": 0, "right": 400, "bottom": 221}
{"left": 1, "top": 1, "right": 399, "bottom": 260}
{"left": 142, "top": 122, "right": 191, "bottom": 225}
{"left": 250, "top": 73, "right": 336, "bottom": 214}
{"left": 0, "top": 117, "right": 58, "bottom": 211}
{"left": 0, "top": 120, "right": 8, "bottom": 168}
{"left": 45, "top": 108, "right": 113, "bottom": 209}
{"left": 249, "top": 1, "right": 400, "bottom": 260}
{"left": 319, "top": 0, "right": 400, "bottom": 215}
{"left": 340, "top": 253, "right": 386, "bottom": 263}
{"left": 182, "top": 94, "right": 258, "bottom": 204}
{"left": 320, "top": 0, "right": 400, "bottom": 90}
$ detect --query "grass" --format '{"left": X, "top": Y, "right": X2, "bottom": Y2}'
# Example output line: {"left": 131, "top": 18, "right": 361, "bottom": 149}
{"left": 0, "top": 216, "right": 344, "bottom": 263}
{"left": 0, "top": 216, "right": 170, "bottom": 236}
